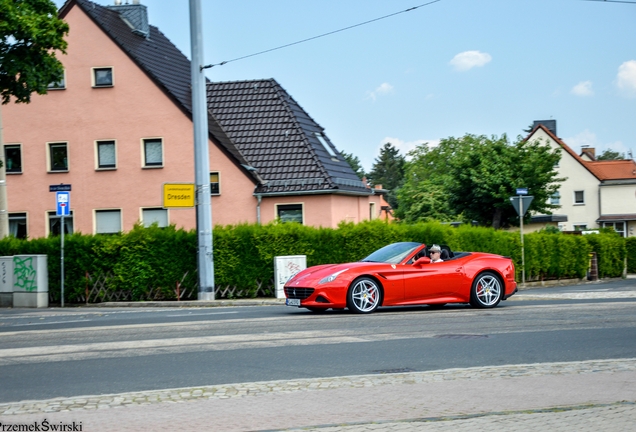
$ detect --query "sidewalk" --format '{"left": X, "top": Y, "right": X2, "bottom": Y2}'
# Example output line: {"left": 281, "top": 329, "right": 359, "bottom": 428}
{"left": 2, "top": 358, "right": 635, "bottom": 431}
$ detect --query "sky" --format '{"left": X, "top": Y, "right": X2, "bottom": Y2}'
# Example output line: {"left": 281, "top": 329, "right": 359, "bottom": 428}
{"left": 55, "top": 0, "right": 636, "bottom": 171}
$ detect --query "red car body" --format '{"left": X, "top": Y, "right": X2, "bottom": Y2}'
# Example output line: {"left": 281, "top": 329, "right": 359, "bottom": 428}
{"left": 284, "top": 242, "right": 517, "bottom": 313}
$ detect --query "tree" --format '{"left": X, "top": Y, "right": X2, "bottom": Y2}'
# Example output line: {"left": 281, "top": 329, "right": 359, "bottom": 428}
{"left": 367, "top": 143, "right": 405, "bottom": 209}
{"left": 596, "top": 149, "right": 625, "bottom": 160}
{"left": 396, "top": 134, "right": 564, "bottom": 228}
{"left": 1, "top": 0, "right": 69, "bottom": 104}
{"left": 340, "top": 151, "right": 366, "bottom": 180}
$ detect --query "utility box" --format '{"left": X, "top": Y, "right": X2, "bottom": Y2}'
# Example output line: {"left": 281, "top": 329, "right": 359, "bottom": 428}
{"left": 274, "top": 255, "right": 306, "bottom": 299}
{"left": 0, "top": 257, "right": 13, "bottom": 307}
{"left": 12, "top": 255, "right": 49, "bottom": 308}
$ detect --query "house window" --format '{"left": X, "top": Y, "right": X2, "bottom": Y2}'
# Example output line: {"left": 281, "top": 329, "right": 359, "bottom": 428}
{"left": 8, "top": 213, "right": 27, "bottom": 239}
{"left": 574, "top": 191, "right": 585, "bottom": 205}
{"left": 96, "top": 140, "right": 116, "bottom": 169}
{"left": 315, "top": 133, "right": 339, "bottom": 160}
{"left": 143, "top": 138, "right": 163, "bottom": 167}
{"left": 92, "top": 67, "right": 113, "bottom": 87}
{"left": 48, "top": 70, "right": 66, "bottom": 90}
{"left": 142, "top": 208, "right": 168, "bottom": 228}
{"left": 369, "top": 202, "right": 377, "bottom": 220}
{"left": 48, "top": 142, "right": 68, "bottom": 172}
{"left": 4, "top": 144, "right": 22, "bottom": 173}
{"left": 48, "top": 211, "right": 74, "bottom": 236}
{"left": 210, "top": 172, "right": 220, "bottom": 195}
{"left": 550, "top": 192, "right": 560, "bottom": 205}
{"left": 603, "top": 221, "right": 626, "bottom": 237}
{"left": 277, "top": 204, "right": 303, "bottom": 224}
{"left": 95, "top": 209, "right": 121, "bottom": 234}
{"left": 573, "top": 224, "right": 587, "bottom": 231}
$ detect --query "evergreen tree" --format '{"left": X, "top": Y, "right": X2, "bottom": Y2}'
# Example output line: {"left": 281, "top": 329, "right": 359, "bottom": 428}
{"left": 368, "top": 143, "right": 405, "bottom": 209}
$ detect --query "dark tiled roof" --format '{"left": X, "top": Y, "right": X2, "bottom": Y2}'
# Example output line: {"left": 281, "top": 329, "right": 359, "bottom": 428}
{"left": 62, "top": 0, "right": 368, "bottom": 195}
{"left": 61, "top": 0, "right": 254, "bottom": 181}
{"left": 207, "top": 79, "right": 369, "bottom": 195}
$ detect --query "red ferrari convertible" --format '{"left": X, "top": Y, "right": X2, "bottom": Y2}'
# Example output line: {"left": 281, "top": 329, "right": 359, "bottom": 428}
{"left": 284, "top": 242, "right": 517, "bottom": 313}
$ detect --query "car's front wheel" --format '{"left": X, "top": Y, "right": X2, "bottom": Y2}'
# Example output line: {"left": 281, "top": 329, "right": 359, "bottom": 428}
{"left": 469, "top": 271, "right": 503, "bottom": 308}
{"left": 347, "top": 277, "right": 381, "bottom": 314}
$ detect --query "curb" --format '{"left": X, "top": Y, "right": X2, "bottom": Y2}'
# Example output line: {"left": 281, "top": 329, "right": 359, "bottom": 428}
{"left": 84, "top": 299, "right": 286, "bottom": 308}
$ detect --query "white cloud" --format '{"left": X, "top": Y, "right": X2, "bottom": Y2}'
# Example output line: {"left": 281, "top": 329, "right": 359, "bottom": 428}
{"left": 367, "top": 82, "right": 394, "bottom": 101}
{"left": 617, "top": 60, "right": 636, "bottom": 97}
{"left": 449, "top": 50, "right": 492, "bottom": 71}
{"left": 571, "top": 81, "right": 593, "bottom": 97}
{"left": 564, "top": 129, "right": 629, "bottom": 158}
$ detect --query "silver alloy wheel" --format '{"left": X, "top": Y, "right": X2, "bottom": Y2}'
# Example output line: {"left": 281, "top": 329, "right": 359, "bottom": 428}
{"left": 474, "top": 273, "right": 502, "bottom": 307}
{"left": 349, "top": 278, "right": 380, "bottom": 313}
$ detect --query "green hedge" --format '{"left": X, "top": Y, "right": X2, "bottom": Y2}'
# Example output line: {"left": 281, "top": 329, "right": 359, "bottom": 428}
{"left": 0, "top": 221, "right": 626, "bottom": 303}
{"left": 627, "top": 237, "right": 636, "bottom": 274}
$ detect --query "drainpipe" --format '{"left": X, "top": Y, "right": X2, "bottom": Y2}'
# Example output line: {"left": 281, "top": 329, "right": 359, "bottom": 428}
{"left": 256, "top": 194, "right": 262, "bottom": 224}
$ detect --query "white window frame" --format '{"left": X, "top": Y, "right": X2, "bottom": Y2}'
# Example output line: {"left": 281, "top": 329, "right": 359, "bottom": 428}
{"left": 95, "top": 209, "right": 122, "bottom": 234}
{"left": 95, "top": 140, "right": 117, "bottom": 170}
{"left": 573, "top": 190, "right": 585, "bottom": 205}
{"left": 47, "top": 211, "right": 74, "bottom": 236}
{"left": 573, "top": 224, "right": 587, "bottom": 231}
{"left": 141, "top": 208, "right": 169, "bottom": 228}
{"left": 603, "top": 221, "right": 626, "bottom": 237}
{"left": 8, "top": 212, "right": 27, "bottom": 239}
{"left": 210, "top": 171, "right": 220, "bottom": 195}
{"left": 47, "top": 141, "right": 69, "bottom": 172}
{"left": 92, "top": 67, "right": 114, "bottom": 87}
{"left": 142, "top": 137, "right": 164, "bottom": 168}
{"left": 48, "top": 69, "right": 66, "bottom": 90}
{"left": 315, "top": 132, "right": 339, "bottom": 161}
{"left": 369, "top": 202, "right": 377, "bottom": 220}
{"left": 276, "top": 203, "right": 304, "bottom": 224}
{"left": 4, "top": 143, "right": 22, "bottom": 174}
{"left": 550, "top": 191, "right": 560, "bottom": 206}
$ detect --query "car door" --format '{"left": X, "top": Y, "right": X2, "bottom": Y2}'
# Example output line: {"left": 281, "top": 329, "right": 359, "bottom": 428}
{"left": 403, "top": 260, "right": 463, "bottom": 302}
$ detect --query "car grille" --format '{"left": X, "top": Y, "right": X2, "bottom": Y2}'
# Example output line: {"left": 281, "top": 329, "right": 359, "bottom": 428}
{"left": 284, "top": 287, "right": 314, "bottom": 300}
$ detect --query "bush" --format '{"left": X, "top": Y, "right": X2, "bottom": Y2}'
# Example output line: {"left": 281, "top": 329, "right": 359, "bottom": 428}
{"left": 0, "top": 221, "right": 627, "bottom": 302}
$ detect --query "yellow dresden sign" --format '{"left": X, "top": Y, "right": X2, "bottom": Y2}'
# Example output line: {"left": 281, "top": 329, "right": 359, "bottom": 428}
{"left": 163, "top": 183, "right": 195, "bottom": 208}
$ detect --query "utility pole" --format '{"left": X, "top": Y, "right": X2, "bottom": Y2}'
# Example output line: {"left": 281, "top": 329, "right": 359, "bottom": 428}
{"left": 189, "top": 0, "right": 214, "bottom": 300}
{"left": 0, "top": 108, "right": 8, "bottom": 238}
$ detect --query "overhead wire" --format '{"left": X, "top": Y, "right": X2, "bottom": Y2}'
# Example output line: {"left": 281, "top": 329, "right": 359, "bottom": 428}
{"left": 201, "top": 0, "right": 442, "bottom": 69}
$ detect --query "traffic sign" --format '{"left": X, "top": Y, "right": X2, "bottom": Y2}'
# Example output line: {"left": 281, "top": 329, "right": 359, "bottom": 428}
{"left": 50, "top": 184, "right": 71, "bottom": 192}
{"left": 56, "top": 191, "right": 71, "bottom": 216}
{"left": 510, "top": 195, "right": 534, "bottom": 217}
{"left": 163, "top": 183, "right": 195, "bottom": 208}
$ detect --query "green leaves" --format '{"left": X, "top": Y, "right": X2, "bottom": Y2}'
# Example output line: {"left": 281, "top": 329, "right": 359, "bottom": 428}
{"left": 0, "top": 0, "right": 69, "bottom": 104}
{"left": 397, "top": 134, "right": 563, "bottom": 228}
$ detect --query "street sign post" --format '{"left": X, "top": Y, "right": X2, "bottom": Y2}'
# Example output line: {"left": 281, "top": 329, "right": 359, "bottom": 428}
{"left": 510, "top": 193, "right": 534, "bottom": 286}
{"left": 55, "top": 191, "right": 70, "bottom": 307}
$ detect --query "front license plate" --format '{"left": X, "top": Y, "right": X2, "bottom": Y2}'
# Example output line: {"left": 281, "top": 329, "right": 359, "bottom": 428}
{"left": 286, "top": 298, "right": 301, "bottom": 307}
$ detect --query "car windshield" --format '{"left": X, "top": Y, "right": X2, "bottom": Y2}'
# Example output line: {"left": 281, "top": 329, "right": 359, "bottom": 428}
{"left": 361, "top": 242, "right": 423, "bottom": 264}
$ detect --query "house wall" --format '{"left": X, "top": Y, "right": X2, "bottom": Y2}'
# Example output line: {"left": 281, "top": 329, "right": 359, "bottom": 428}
{"left": 260, "top": 193, "right": 386, "bottom": 228}
{"left": 600, "top": 184, "right": 636, "bottom": 215}
{"left": 530, "top": 129, "right": 600, "bottom": 230}
{"left": 2, "top": 5, "right": 256, "bottom": 238}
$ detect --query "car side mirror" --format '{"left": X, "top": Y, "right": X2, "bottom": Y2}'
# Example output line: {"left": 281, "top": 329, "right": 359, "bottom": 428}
{"left": 414, "top": 257, "right": 431, "bottom": 267}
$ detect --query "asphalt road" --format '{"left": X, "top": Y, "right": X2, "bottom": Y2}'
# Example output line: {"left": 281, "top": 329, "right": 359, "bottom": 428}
{"left": 1, "top": 278, "right": 635, "bottom": 404}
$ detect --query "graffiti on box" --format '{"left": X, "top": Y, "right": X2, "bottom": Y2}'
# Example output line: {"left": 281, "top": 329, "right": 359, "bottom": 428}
{"left": 14, "top": 257, "right": 37, "bottom": 292}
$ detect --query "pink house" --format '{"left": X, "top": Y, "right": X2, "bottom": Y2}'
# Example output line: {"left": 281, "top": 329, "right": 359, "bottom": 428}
{"left": 2, "top": 0, "right": 388, "bottom": 239}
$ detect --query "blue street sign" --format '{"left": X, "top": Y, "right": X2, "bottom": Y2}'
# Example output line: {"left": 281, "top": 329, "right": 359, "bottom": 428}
{"left": 516, "top": 188, "right": 528, "bottom": 195}
{"left": 50, "top": 184, "right": 72, "bottom": 192}
{"left": 56, "top": 191, "right": 70, "bottom": 216}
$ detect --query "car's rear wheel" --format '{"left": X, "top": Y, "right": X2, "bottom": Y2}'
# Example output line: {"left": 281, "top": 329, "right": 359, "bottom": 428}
{"left": 470, "top": 271, "right": 503, "bottom": 308}
{"left": 347, "top": 277, "right": 381, "bottom": 314}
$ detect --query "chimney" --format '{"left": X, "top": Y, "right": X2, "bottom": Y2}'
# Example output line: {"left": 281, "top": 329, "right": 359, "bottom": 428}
{"left": 533, "top": 120, "right": 557, "bottom": 136}
{"left": 109, "top": 1, "right": 149, "bottom": 38}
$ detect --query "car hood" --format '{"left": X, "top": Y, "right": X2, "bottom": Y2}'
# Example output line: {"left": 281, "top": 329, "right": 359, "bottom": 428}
{"left": 286, "top": 261, "right": 387, "bottom": 286}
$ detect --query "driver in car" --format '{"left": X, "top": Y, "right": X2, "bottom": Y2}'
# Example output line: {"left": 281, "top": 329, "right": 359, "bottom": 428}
{"left": 429, "top": 244, "right": 444, "bottom": 262}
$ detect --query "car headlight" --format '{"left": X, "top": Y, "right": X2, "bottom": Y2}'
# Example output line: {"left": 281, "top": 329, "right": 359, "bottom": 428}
{"left": 318, "top": 268, "right": 349, "bottom": 284}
